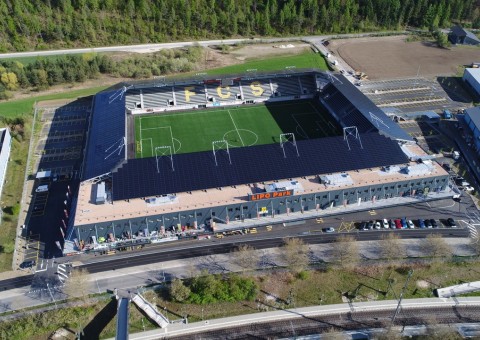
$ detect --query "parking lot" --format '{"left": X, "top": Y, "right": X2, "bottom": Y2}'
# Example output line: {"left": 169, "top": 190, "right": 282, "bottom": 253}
{"left": 360, "top": 78, "right": 469, "bottom": 113}
{"left": 22, "top": 99, "right": 91, "bottom": 261}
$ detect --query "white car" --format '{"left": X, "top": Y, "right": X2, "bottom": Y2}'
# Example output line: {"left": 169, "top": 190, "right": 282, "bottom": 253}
{"left": 382, "top": 219, "right": 389, "bottom": 229}
{"left": 407, "top": 220, "right": 415, "bottom": 229}
{"left": 464, "top": 186, "right": 475, "bottom": 192}
{"left": 374, "top": 221, "right": 381, "bottom": 229}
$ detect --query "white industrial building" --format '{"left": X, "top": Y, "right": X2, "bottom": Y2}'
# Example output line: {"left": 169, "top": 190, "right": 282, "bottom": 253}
{"left": 0, "top": 128, "right": 11, "bottom": 199}
{"left": 463, "top": 68, "right": 480, "bottom": 98}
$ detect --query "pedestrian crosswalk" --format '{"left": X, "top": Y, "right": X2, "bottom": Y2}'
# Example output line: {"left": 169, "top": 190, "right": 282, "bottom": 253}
{"left": 461, "top": 220, "right": 479, "bottom": 239}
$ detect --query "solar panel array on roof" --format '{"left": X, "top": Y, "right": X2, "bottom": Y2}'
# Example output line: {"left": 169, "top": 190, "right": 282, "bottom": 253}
{"left": 83, "top": 90, "right": 126, "bottom": 180}
{"left": 112, "top": 133, "right": 409, "bottom": 200}
{"left": 330, "top": 75, "right": 413, "bottom": 142}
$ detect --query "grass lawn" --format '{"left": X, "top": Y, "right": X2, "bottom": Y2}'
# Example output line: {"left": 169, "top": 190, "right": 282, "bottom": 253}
{"left": 141, "top": 260, "right": 480, "bottom": 325}
{"left": 206, "top": 50, "right": 329, "bottom": 76}
{"left": 0, "top": 120, "right": 31, "bottom": 271}
{"left": 135, "top": 100, "right": 339, "bottom": 158}
{"left": 0, "top": 86, "right": 109, "bottom": 118}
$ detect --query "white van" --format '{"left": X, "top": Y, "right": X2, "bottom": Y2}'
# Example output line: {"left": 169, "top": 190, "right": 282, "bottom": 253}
{"left": 35, "top": 185, "right": 49, "bottom": 193}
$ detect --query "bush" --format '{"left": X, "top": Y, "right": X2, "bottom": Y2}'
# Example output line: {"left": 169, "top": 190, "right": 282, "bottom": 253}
{"left": 187, "top": 273, "right": 258, "bottom": 305}
{"left": 297, "top": 270, "right": 310, "bottom": 280}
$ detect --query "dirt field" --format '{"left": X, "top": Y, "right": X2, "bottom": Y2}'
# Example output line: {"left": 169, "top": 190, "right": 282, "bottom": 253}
{"left": 329, "top": 35, "right": 480, "bottom": 80}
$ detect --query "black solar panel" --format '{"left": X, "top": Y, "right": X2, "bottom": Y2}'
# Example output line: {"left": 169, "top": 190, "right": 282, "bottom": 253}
{"left": 331, "top": 75, "right": 413, "bottom": 142}
{"left": 83, "top": 90, "right": 126, "bottom": 180}
{"left": 112, "top": 133, "right": 409, "bottom": 200}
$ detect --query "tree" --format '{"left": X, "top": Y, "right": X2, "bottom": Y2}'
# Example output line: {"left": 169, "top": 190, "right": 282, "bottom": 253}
{"left": 282, "top": 237, "right": 310, "bottom": 272}
{"left": 380, "top": 233, "right": 405, "bottom": 261}
{"left": 422, "top": 234, "right": 452, "bottom": 259}
{"left": 232, "top": 244, "right": 257, "bottom": 272}
{"left": 169, "top": 278, "right": 191, "bottom": 302}
{"left": 63, "top": 268, "right": 90, "bottom": 300}
{"left": 331, "top": 235, "right": 359, "bottom": 269}
{"left": 0, "top": 72, "right": 18, "bottom": 90}
{"left": 434, "top": 30, "right": 450, "bottom": 48}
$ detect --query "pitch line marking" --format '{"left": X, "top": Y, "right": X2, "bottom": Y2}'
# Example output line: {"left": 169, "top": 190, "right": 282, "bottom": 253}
{"left": 169, "top": 126, "right": 176, "bottom": 154}
{"left": 227, "top": 110, "right": 245, "bottom": 147}
{"left": 291, "top": 114, "right": 309, "bottom": 139}
{"left": 307, "top": 101, "right": 337, "bottom": 134}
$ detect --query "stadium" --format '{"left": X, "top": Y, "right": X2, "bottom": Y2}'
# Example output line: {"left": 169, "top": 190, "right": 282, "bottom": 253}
{"left": 70, "top": 69, "right": 450, "bottom": 250}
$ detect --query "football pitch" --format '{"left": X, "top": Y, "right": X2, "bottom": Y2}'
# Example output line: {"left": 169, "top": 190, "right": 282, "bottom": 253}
{"left": 134, "top": 100, "right": 341, "bottom": 158}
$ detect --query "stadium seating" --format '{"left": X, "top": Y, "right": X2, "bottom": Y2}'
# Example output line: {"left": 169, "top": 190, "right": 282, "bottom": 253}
{"left": 319, "top": 84, "right": 372, "bottom": 132}
{"left": 125, "top": 89, "right": 142, "bottom": 109}
{"left": 271, "top": 76, "right": 302, "bottom": 97}
{"left": 299, "top": 75, "right": 317, "bottom": 94}
{"left": 240, "top": 78, "right": 272, "bottom": 101}
{"left": 174, "top": 84, "right": 207, "bottom": 106}
{"left": 205, "top": 81, "right": 242, "bottom": 103}
{"left": 141, "top": 87, "right": 175, "bottom": 108}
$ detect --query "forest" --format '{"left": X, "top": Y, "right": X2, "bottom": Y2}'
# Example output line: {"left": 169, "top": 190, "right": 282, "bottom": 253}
{"left": 0, "top": 0, "right": 478, "bottom": 52}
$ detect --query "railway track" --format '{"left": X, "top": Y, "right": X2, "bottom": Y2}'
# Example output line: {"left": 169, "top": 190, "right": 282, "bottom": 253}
{"left": 169, "top": 305, "right": 480, "bottom": 339}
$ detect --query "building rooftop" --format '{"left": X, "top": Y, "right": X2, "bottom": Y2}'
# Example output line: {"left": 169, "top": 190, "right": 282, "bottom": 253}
{"left": 465, "top": 68, "right": 480, "bottom": 82}
{"left": 75, "top": 157, "right": 447, "bottom": 226}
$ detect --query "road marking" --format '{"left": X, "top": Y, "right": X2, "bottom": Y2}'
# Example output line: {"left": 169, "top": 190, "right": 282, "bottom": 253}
{"left": 369, "top": 210, "right": 377, "bottom": 216}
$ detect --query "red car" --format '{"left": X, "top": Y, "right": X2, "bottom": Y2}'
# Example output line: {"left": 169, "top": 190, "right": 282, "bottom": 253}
{"left": 394, "top": 219, "right": 402, "bottom": 229}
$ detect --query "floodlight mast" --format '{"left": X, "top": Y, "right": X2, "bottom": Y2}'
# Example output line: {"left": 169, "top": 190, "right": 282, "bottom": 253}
{"left": 369, "top": 112, "right": 390, "bottom": 129}
{"left": 343, "top": 126, "right": 363, "bottom": 151}
{"left": 212, "top": 140, "right": 232, "bottom": 166}
{"left": 279, "top": 133, "right": 299, "bottom": 158}
{"left": 108, "top": 85, "right": 133, "bottom": 104}
{"left": 155, "top": 146, "right": 174, "bottom": 173}
{"left": 105, "top": 137, "right": 126, "bottom": 160}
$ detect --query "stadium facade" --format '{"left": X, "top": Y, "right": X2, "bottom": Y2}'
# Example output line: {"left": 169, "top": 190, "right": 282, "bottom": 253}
{"left": 70, "top": 70, "right": 449, "bottom": 248}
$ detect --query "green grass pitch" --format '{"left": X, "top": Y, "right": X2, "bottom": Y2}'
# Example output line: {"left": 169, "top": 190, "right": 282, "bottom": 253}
{"left": 134, "top": 100, "right": 341, "bottom": 158}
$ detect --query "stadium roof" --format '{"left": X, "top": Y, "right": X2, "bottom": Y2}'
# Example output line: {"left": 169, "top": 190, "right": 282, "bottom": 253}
{"left": 331, "top": 74, "right": 413, "bottom": 142}
{"left": 112, "top": 132, "right": 409, "bottom": 200}
{"left": 83, "top": 90, "right": 127, "bottom": 180}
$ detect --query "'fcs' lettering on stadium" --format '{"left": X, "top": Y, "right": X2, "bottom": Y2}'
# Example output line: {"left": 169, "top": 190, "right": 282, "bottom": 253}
{"left": 183, "top": 81, "right": 264, "bottom": 102}
{"left": 249, "top": 190, "right": 293, "bottom": 201}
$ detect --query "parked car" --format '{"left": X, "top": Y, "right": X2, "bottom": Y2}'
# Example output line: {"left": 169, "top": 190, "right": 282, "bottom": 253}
{"left": 360, "top": 222, "right": 369, "bottom": 231}
{"left": 20, "top": 260, "right": 36, "bottom": 269}
{"left": 424, "top": 219, "right": 432, "bottom": 228}
{"left": 389, "top": 219, "right": 396, "bottom": 229}
{"left": 464, "top": 186, "right": 475, "bottom": 192}
{"left": 374, "top": 221, "right": 381, "bottom": 229}
{"left": 418, "top": 219, "right": 425, "bottom": 228}
{"left": 382, "top": 219, "right": 389, "bottom": 229}
{"left": 447, "top": 218, "right": 457, "bottom": 228}
{"left": 401, "top": 218, "right": 407, "bottom": 229}
{"left": 407, "top": 220, "right": 415, "bottom": 229}
{"left": 430, "top": 219, "right": 438, "bottom": 228}
{"left": 368, "top": 220, "right": 375, "bottom": 230}
{"left": 395, "top": 219, "right": 403, "bottom": 229}
{"left": 322, "top": 227, "right": 335, "bottom": 233}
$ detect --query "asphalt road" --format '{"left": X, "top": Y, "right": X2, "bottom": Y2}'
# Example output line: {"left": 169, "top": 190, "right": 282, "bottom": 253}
{"left": 0, "top": 32, "right": 406, "bottom": 59}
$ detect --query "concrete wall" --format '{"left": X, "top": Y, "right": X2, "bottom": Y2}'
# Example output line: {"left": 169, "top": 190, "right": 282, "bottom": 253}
{"left": 76, "top": 174, "right": 449, "bottom": 242}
